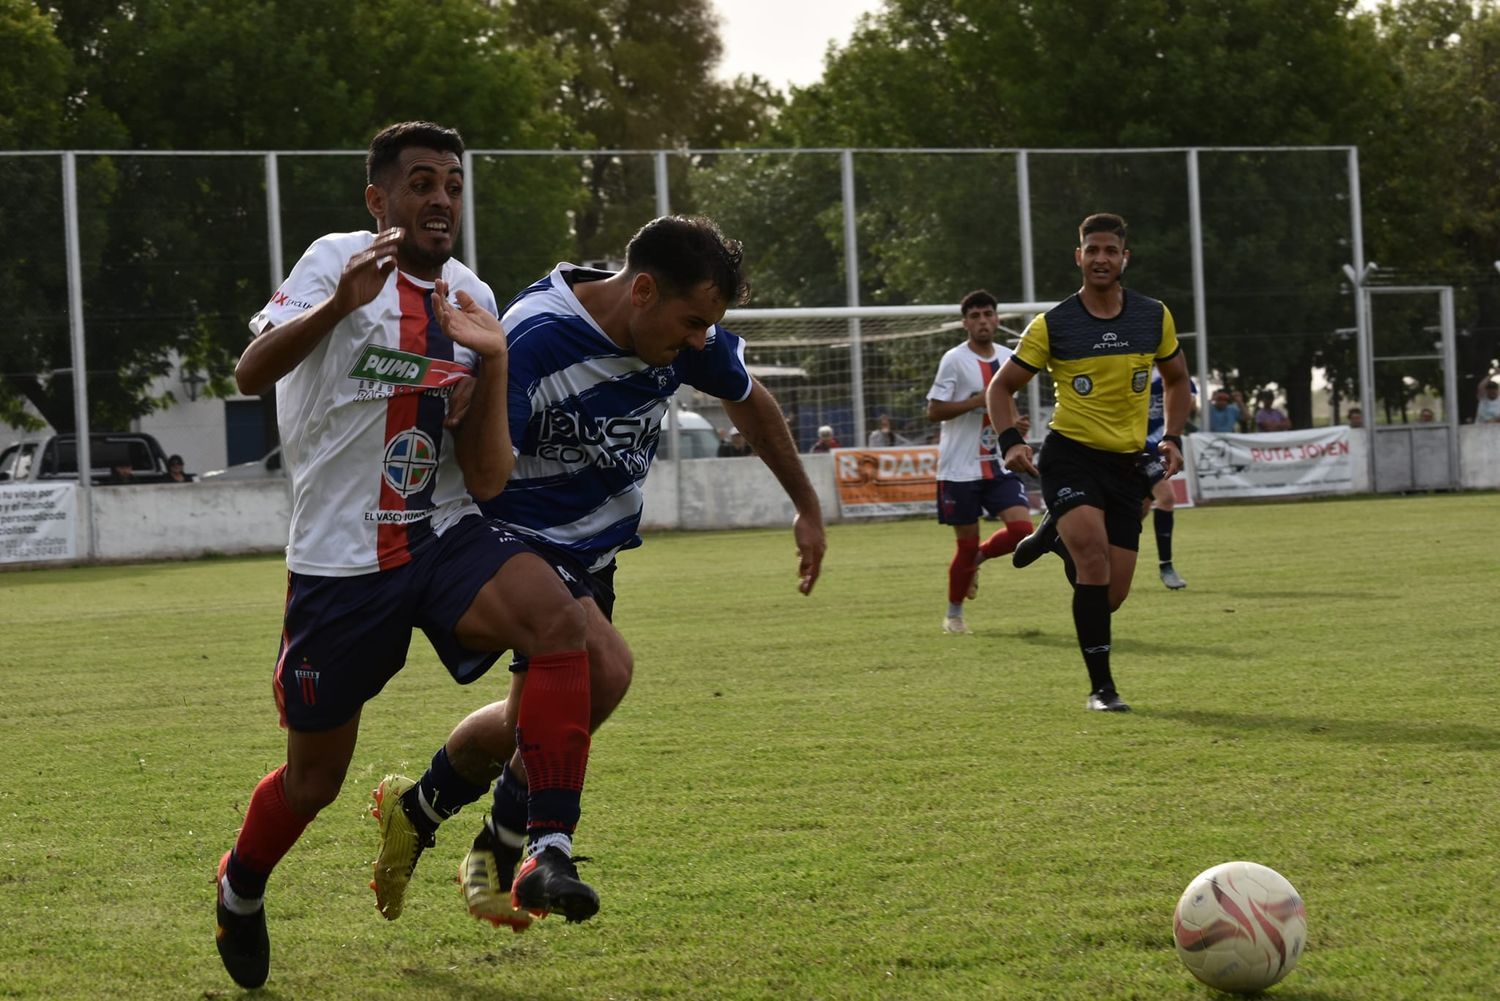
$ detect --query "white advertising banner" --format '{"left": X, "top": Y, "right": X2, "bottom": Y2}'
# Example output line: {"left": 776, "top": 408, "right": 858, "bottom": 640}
{"left": 0, "top": 483, "right": 77, "bottom": 563}
{"left": 1190, "top": 428, "right": 1354, "bottom": 501}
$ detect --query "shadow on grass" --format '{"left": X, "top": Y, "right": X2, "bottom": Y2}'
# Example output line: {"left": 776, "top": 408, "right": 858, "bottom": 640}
{"left": 1003, "top": 628, "right": 1241, "bottom": 660}
{"left": 1148, "top": 707, "right": 1500, "bottom": 752}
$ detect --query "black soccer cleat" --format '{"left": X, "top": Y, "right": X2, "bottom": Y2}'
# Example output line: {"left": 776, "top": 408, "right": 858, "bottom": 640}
{"left": 215, "top": 851, "right": 270, "bottom": 989}
{"left": 1013, "top": 511, "right": 1063, "bottom": 569}
{"left": 510, "top": 846, "right": 600, "bottom": 924}
{"left": 1086, "top": 689, "right": 1131, "bottom": 712}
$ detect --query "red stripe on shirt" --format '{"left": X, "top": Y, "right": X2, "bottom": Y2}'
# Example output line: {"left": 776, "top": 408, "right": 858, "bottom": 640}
{"left": 375, "top": 277, "right": 431, "bottom": 570}
{"left": 977, "top": 357, "right": 1000, "bottom": 480}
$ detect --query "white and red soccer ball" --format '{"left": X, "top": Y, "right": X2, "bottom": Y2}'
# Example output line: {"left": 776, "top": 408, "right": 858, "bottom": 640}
{"left": 1173, "top": 861, "right": 1307, "bottom": 993}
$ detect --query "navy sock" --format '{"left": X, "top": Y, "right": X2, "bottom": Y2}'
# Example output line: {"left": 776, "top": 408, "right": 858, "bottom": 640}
{"left": 488, "top": 763, "right": 529, "bottom": 850}
{"left": 1154, "top": 508, "right": 1174, "bottom": 564}
{"left": 404, "top": 746, "right": 489, "bottom": 838}
{"left": 1072, "top": 583, "right": 1114, "bottom": 693}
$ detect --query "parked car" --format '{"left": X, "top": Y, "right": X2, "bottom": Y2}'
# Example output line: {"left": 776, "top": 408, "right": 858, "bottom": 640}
{"left": 654, "top": 409, "right": 722, "bottom": 460}
{"left": 0, "top": 432, "right": 172, "bottom": 485}
{"left": 198, "top": 446, "right": 284, "bottom": 481}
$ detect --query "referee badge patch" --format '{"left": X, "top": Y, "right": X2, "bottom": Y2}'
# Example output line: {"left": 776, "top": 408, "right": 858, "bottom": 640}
{"left": 1072, "top": 375, "right": 1094, "bottom": 396}
{"left": 1132, "top": 368, "right": 1149, "bottom": 393}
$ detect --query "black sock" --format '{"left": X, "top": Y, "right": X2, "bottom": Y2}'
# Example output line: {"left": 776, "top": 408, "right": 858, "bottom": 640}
{"left": 1072, "top": 583, "right": 1114, "bottom": 693}
{"left": 404, "top": 746, "right": 489, "bottom": 839}
{"left": 1154, "top": 508, "right": 1174, "bottom": 564}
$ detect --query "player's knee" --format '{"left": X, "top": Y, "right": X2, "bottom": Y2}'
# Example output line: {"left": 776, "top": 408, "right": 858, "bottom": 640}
{"left": 530, "top": 598, "right": 588, "bottom": 653}
{"left": 282, "top": 762, "right": 345, "bottom": 816}
{"left": 589, "top": 644, "right": 634, "bottom": 729}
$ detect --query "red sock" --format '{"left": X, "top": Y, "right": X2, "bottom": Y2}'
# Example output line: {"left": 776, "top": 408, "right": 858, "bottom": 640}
{"left": 517, "top": 650, "right": 591, "bottom": 838}
{"left": 980, "top": 519, "right": 1036, "bottom": 560}
{"left": 230, "top": 765, "right": 315, "bottom": 895}
{"left": 948, "top": 537, "right": 980, "bottom": 604}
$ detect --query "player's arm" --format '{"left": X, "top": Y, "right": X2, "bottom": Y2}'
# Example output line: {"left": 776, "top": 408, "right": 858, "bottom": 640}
{"left": 236, "top": 228, "right": 404, "bottom": 395}
{"left": 986, "top": 358, "right": 1038, "bottom": 476}
{"left": 1157, "top": 350, "right": 1191, "bottom": 476}
{"left": 723, "top": 379, "right": 826, "bottom": 596}
{"left": 430, "top": 281, "right": 514, "bottom": 501}
{"left": 925, "top": 393, "right": 986, "bottom": 422}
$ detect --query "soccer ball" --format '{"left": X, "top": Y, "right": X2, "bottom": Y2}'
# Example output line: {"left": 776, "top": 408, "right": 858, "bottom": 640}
{"left": 1172, "top": 861, "right": 1307, "bottom": 993}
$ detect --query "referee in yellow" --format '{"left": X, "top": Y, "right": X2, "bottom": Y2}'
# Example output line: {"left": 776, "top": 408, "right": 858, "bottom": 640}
{"left": 985, "top": 212, "right": 1191, "bottom": 711}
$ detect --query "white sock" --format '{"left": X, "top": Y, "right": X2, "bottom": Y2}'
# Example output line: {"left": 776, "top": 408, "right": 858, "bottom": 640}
{"left": 528, "top": 832, "right": 572, "bottom": 858}
{"left": 219, "top": 875, "right": 262, "bottom": 916}
{"left": 947, "top": 602, "right": 964, "bottom": 618}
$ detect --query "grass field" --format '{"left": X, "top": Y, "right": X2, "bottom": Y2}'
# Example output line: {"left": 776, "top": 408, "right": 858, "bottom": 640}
{"left": 1, "top": 493, "right": 1497, "bottom": 1000}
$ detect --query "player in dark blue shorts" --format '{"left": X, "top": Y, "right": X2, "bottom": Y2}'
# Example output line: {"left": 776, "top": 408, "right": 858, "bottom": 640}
{"left": 213, "top": 122, "right": 596, "bottom": 991}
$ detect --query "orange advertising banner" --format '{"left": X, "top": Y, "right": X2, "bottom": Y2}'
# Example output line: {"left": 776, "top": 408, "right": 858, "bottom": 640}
{"left": 832, "top": 446, "right": 939, "bottom": 517}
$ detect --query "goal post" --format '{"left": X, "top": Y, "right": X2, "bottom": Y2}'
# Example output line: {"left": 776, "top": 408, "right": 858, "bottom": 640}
{"left": 694, "top": 302, "right": 1058, "bottom": 451}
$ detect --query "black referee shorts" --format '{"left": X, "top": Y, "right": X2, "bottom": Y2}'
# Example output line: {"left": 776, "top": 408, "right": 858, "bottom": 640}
{"left": 1036, "top": 432, "right": 1150, "bottom": 551}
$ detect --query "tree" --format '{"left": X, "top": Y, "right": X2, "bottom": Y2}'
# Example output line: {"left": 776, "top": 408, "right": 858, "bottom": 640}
{"left": 1, "top": 0, "right": 570, "bottom": 431}
{"left": 505, "top": 0, "right": 780, "bottom": 261}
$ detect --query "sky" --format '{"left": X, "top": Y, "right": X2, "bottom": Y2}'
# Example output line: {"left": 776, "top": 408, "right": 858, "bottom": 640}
{"left": 713, "top": 0, "right": 884, "bottom": 91}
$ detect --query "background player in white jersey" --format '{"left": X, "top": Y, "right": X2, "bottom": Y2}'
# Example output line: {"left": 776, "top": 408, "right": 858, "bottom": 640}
{"left": 1145, "top": 368, "right": 1198, "bottom": 589}
{"left": 213, "top": 122, "right": 597, "bottom": 990}
{"left": 925, "top": 290, "right": 1034, "bottom": 635}
{"left": 372, "top": 216, "right": 827, "bottom": 931}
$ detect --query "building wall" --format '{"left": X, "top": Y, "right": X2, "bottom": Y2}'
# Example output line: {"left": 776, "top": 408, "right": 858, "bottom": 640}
{"left": 17, "top": 429, "right": 1500, "bottom": 566}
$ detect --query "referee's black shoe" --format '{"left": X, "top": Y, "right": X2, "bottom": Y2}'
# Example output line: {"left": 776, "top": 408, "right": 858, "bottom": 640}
{"left": 1086, "top": 689, "right": 1131, "bottom": 712}
{"left": 1013, "top": 511, "right": 1063, "bottom": 569}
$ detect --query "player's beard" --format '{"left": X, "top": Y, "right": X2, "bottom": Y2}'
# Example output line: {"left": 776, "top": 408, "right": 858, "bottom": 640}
{"left": 402, "top": 228, "right": 454, "bottom": 275}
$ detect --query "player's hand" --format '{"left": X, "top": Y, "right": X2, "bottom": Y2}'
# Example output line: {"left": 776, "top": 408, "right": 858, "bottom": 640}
{"left": 792, "top": 512, "right": 826, "bottom": 595}
{"left": 431, "top": 280, "right": 508, "bottom": 361}
{"left": 1159, "top": 440, "right": 1184, "bottom": 476}
{"left": 1003, "top": 443, "right": 1038, "bottom": 477}
{"left": 444, "top": 376, "right": 476, "bottom": 428}
{"left": 334, "top": 227, "right": 403, "bottom": 314}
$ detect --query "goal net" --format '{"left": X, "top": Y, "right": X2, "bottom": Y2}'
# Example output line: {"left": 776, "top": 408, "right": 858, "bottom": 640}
{"left": 677, "top": 303, "right": 1059, "bottom": 450}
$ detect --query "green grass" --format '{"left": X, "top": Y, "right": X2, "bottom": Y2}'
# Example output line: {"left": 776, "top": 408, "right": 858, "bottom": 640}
{"left": 1, "top": 493, "right": 1497, "bottom": 1000}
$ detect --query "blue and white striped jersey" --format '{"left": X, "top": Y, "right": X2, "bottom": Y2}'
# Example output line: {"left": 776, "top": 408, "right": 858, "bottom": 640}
{"left": 1147, "top": 369, "right": 1199, "bottom": 448}
{"left": 478, "top": 263, "right": 753, "bottom": 570}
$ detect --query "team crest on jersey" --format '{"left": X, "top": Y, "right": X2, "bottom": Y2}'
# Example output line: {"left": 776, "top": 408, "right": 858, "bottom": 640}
{"left": 1073, "top": 375, "right": 1094, "bottom": 396}
{"left": 1132, "top": 368, "right": 1150, "bottom": 393}
{"left": 383, "top": 429, "right": 438, "bottom": 497}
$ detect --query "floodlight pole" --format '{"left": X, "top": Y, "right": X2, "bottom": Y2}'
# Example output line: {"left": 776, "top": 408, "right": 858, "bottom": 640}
{"left": 62, "top": 152, "right": 94, "bottom": 560}
{"left": 1346, "top": 147, "right": 1375, "bottom": 490}
{"left": 1016, "top": 152, "right": 1043, "bottom": 429}
{"left": 841, "top": 150, "right": 867, "bottom": 447}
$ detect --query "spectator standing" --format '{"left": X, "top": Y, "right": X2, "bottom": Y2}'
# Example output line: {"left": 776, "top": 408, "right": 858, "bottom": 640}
{"left": 167, "top": 454, "right": 194, "bottom": 482}
{"left": 1207, "top": 389, "right": 1242, "bottom": 433}
{"left": 1347, "top": 406, "right": 1364, "bottom": 428}
{"left": 1253, "top": 391, "right": 1289, "bottom": 432}
{"left": 1476, "top": 380, "right": 1500, "bottom": 423}
{"left": 867, "top": 414, "right": 902, "bottom": 447}
{"left": 717, "top": 427, "right": 754, "bottom": 457}
{"left": 810, "top": 425, "right": 841, "bottom": 453}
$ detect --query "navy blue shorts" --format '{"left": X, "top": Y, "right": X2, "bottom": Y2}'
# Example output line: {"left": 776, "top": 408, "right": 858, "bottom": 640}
{"left": 274, "top": 515, "right": 536, "bottom": 731}
{"left": 1036, "top": 432, "right": 1150, "bottom": 551}
{"left": 936, "top": 475, "right": 1028, "bottom": 526}
{"left": 508, "top": 537, "right": 617, "bottom": 673}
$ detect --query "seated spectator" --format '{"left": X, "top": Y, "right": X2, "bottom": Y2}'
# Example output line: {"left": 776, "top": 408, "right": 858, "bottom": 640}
{"left": 1207, "top": 388, "right": 1242, "bottom": 433}
{"left": 867, "top": 414, "right": 904, "bottom": 447}
{"left": 717, "top": 428, "right": 753, "bottom": 458}
{"left": 809, "top": 425, "right": 841, "bottom": 453}
{"left": 1475, "top": 380, "right": 1500, "bottom": 423}
{"left": 1347, "top": 406, "right": 1364, "bottom": 428}
{"left": 1253, "top": 391, "right": 1289, "bottom": 432}
{"left": 105, "top": 463, "right": 135, "bottom": 485}
{"left": 167, "top": 454, "right": 194, "bottom": 482}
